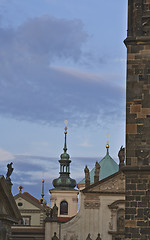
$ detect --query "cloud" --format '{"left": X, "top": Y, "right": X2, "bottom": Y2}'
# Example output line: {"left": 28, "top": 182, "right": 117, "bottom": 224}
{"left": 0, "top": 15, "right": 125, "bottom": 127}
{"left": 79, "top": 139, "right": 92, "bottom": 148}
{"left": 0, "top": 149, "right": 15, "bottom": 162}
{"left": 51, "top": 65, "right": 109, "bottom": 83}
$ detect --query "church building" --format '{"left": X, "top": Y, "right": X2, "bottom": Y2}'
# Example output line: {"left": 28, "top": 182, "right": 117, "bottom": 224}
{"left": 45, "top": 125, "right": 126, "bottom": 240}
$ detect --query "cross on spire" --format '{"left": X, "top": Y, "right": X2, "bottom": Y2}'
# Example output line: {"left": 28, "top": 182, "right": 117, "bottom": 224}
{"left": 18, "top": 185, "right": 24, "bottom": 194}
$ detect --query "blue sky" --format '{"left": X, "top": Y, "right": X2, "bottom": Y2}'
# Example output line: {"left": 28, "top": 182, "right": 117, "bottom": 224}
{"left": 0, "top": 0, "right": 127, "bottom": 203}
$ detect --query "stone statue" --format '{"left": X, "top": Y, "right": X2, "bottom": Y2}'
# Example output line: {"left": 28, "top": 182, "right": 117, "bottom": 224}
{"left": 118, "top": 146, "right": 125, "bottom": 169}
{"left": 50, "top": 208, "right": 53, "bottom": 218}
{"left": 6, "top": 162, "right": 14, "bottom": 179}
{"left": 86, "top": 233, "right": 92, "bottom": 240}
{"left": 52, "top": 204, "right": 58, "bottom": 219}
{"left": 63, "top": 235, "right": 67, "bottom": 240}
{"left": 52, "top": 232, "right": 59, "bottom": 240}
{"left": 94, "top": 162, "right": 100, "bottom": 183}
{"left": 96, "top": 233, "right": 101, "bottom": 240}
{"left": 70, "top": 234, "right": 78, "bottom": 240}
{"left": 84, "top": 165, "right": 90, "bottom": 188}
{"left": 118, "top": 215, "right": 124, "bottom": 231}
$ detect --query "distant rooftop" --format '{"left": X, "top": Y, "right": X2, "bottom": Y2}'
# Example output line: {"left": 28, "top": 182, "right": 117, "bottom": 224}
{"left": 78, "top": 144, "right": 119, "bottom": 184}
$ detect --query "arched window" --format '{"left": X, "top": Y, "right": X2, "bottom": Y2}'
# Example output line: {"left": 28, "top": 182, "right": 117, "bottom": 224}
{"left": 117, "top": 209, "right": 125, "bottom": 232}
{"left": 60, "top": 201, "right": 68, "bottom": 215}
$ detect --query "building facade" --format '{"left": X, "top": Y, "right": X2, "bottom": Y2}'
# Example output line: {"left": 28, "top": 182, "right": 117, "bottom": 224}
{"left": 45, "top": 171, "right": 125, "bottom": 240}
{"left": 12, "top": 191, "right": 48, "bottom": 240}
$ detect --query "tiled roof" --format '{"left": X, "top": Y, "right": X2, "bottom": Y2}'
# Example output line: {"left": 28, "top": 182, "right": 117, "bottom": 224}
{"left": 58, "top": 216, "right": 74, "bottom": 223}
{"left": 78, "top": 149, "right": 119, "bottom": 184}
{"left": 14, "top": 192, "right": 48, "bottom": 210}
{"left": 12, "top": 227, "right": 45, "bottom": 233}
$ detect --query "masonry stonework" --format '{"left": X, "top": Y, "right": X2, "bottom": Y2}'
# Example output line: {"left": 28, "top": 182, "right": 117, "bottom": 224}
{"left": 124, "top": 0, "right": 150, "bottom": 239}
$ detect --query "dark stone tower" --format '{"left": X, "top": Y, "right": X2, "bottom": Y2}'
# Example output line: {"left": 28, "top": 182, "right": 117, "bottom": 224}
{"left": 124, "top": 0, "right": 150, "bottom": 239}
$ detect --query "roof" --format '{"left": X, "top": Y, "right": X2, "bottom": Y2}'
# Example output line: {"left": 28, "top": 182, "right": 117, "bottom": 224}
{"left": 12, "top": 227, "right": 45, "bottom": 234}
{"left": 58, "top": 216, "right": 74, "bottom": 223}
{"left": 82, "top": 170, "right": 124, "bottom": 193}
{"left": 14, "top": 192, "right": 48, "bottom": 210}
{"left": 78, "top": 148, "right": 119, "bottom": 184}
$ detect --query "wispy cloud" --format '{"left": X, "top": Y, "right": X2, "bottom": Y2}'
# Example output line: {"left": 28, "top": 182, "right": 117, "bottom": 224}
{"left": 0, "top": 149, "right": 15, "bottom": 162}
{"left": 50, "top": 65, "right": 108, "bottom": 83}
{"left": 79, "top": 139, "right": 92, "bottom": 148}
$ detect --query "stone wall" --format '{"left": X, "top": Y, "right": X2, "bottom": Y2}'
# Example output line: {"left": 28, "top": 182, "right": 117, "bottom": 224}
{"left": 125, "top": 170, "right": 150, "bottom": 239}
{"left": 126, "top": 42, "right": 150, "bottom": 167}
{"left": 125, "top": 0, "right": 150, "bottom": 239}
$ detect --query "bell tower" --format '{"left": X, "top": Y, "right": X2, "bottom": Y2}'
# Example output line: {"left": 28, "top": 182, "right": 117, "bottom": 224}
{"left": 124, "top": 0, "right": 150, "bottom": 239}
{"left": 50, "top": 121, "right": 78, "bottom": 218}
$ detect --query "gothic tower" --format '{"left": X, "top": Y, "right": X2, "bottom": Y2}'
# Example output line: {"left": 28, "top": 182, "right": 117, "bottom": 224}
{"left": 50, "top": 122, "right": 78, "bottom": 218}
{"left": 124, "top": 0, "right": 150, "bottom": 239}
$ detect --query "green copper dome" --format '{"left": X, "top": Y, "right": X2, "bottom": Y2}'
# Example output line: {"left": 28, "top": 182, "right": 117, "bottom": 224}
{"left": 78, "top": 144, "right": 119, "bottom": 184}
{"left": 52, "top": 123, "right": 76, "bottom": 190}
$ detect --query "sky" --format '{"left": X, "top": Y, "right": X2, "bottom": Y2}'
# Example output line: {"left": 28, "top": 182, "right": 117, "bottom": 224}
{"left": 0, "top": 0, "right": 128, "bottom": 204}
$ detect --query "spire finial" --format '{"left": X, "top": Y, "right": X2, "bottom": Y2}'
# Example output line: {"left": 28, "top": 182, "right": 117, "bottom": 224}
{"left": 106, "top": 133, "right": 110, "bottom": 154}
{"left": 40, "top": 177, "right": 45, "bottom": 204}
{"left": 64, "top": 120, "right": 68, "bottom": 153}
{"left": 41, "top": 179, "right": 44, "bottom": 198}
{"left": 18, "top": 185, "right": 24, "bottom": 194}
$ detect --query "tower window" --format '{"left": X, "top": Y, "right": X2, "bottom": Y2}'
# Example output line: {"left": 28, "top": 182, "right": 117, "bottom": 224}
{"left": 60, "top": 201, "right": 68, "bottom": 215}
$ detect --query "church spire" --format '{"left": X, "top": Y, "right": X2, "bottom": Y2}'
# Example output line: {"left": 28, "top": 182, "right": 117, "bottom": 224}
{"left": 41, "top": 179, "right": 44, "bottom": 199}
{"left": 52, "top": 121, "right": 76, "bottom": 190}
{"left": 40, "top": 178, "right": 46, "bottom": 204}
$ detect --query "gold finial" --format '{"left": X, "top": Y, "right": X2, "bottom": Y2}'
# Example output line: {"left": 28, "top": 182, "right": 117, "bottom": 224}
{"left": 18, "top": 185, "right": 24, "bottom": 194}
{"left": 64, "top": 120, "right": 68, "bottom": 134}
{"left": 106, "top": 133, "right": 110, "bottom": 149}
{"left": 42, "top": 179, "right": 44, "bottom": 183}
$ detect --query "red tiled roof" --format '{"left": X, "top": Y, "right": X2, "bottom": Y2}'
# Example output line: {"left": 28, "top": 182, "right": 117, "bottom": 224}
{"left": 58, "top": 216, "right": 74, "bottom": 223}
{"left": 24, "top": 192, "right": 47, "bottom": 207}
{"left": 12, "top": 227, "right": 45, "bottom": 233}
{"left": 14, "top": 192, "right": 48, "bottom": 210}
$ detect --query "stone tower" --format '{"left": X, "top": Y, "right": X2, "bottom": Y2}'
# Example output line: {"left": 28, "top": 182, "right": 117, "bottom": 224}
{"left": 124, "top": 0, "right": 150, "bottom": 239}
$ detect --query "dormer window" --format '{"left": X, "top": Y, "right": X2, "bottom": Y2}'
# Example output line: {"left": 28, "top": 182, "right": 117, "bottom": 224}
{"left": 18, "top": 202, "right": 23, "bottom": 207}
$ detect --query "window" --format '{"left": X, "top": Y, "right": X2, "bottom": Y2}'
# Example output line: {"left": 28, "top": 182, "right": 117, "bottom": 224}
{"left": 60, "top": 201, "right": 68, "bottom": 215}
{"left": 23, "top": 217, "right": 30, "bottom": 225}
{"left": 18, "top": 202, "right": 23, "bottom": 207}
{"left": 19, "top": 216, "right": 31, "bottom": 226}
